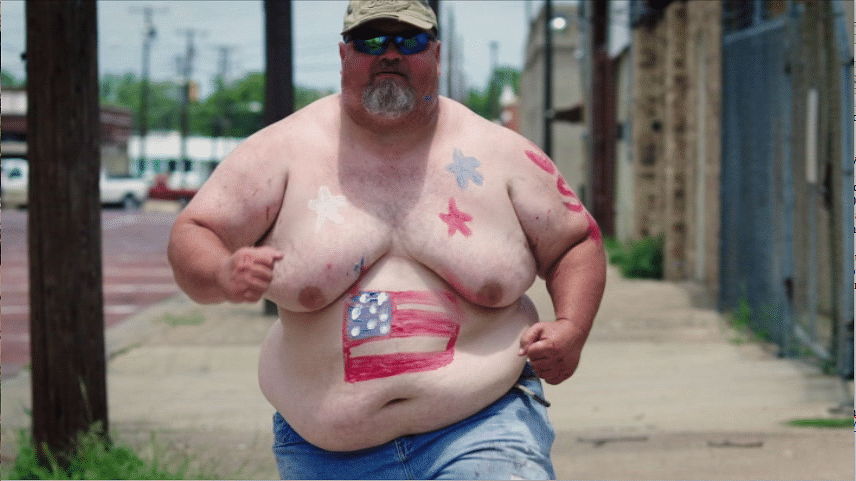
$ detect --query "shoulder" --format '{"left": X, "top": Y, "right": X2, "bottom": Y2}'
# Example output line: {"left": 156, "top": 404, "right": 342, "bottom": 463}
{"left": 438, "top": 97, "right": 538, "bottom": 170}
{"left": 233, "top": 94, "right": 340, "bottom": 164}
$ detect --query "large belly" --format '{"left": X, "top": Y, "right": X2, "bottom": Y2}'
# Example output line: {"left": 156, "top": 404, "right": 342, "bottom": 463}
{"left": 257, "top": 258, "right": 538, "bottom": 452}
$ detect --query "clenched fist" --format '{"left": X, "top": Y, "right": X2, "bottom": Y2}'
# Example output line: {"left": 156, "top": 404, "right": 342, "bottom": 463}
{"left": 518, "top": 319, "right": 587, "bottom": 385}
{"left": 217, "top": 246, "right": 283, "bottom": 303}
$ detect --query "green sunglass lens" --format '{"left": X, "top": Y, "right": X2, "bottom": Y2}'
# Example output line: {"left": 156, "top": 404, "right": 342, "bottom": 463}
{"left": 364, "top": 37, "right": 386, "bottom": 52}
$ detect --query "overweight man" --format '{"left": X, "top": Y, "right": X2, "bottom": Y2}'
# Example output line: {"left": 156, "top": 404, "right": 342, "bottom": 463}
{"left": 168, "top": 1, "right": 606, "bottom": 478}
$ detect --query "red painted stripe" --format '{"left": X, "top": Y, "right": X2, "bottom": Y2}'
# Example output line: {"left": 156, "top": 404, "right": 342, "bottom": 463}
{"left": 345, "top": 350, "right": 455, "bottom": 383}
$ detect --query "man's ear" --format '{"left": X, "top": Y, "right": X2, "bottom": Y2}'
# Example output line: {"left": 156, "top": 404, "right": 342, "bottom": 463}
{"left": 434, "top": 41, "right": 442, "bottom": 76}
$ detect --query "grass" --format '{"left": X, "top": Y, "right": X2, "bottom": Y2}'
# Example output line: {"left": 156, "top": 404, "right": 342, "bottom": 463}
{"left": 156, "top": 310, "right": 205, "bottom": 328}
{"left": 108, "top": 342, "right": 143, "bottom": 361}
{"left": 1, "top": 425, "right": 219, "bottom": 480}
{"left": 726, "top": 293, "right": 753, "bottom": 345}
{"left": 784, "top": 418, "right": 853, "bottom": 429}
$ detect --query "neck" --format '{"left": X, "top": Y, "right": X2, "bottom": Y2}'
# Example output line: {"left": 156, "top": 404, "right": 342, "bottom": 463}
{"left": 339, "top": 93, "right": 440, "bottom": 152}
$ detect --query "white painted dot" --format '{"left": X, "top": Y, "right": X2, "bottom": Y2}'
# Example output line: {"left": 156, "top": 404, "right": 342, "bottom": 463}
{"left": 377, "top": 292, "right": 389, "bottom": 305}
{"left": 369, "top": 305, "right": 378, "bottom": 314}
{"left": 379, "top": 324, "right": 390, "bottom": 334}
{"left": 351, "top": 306, "right": 361, "bottom": 319}
{"left": 379, "top": 313, "right": 389, "bottom": 321}
{"left": 360, "top": 293, "right": 370, "bottom": 303}
{"left": 350, "top": 326, "right": 361, "bottom": 337}
{"left": 366, "top": 320, "right": 377, "bottom": 330}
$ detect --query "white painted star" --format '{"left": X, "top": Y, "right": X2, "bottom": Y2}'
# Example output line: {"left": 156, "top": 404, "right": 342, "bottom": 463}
{"left": 307, "top": 186, "right": 348, "bottom": 231}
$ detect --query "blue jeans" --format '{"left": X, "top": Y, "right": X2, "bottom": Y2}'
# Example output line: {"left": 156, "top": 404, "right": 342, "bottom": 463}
{"left": 272, "top": 365, "right": 555, "bottom": 479}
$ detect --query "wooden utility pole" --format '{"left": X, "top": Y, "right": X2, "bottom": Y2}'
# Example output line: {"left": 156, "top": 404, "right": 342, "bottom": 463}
{"left": 130, "top": 6, "right": 167, "bottom": 172}
{"left": 26, "top": 0, "right": 108, "bottom": 463}
{"left": 263, "top": 0, "right": 294, "bottom": 316}
{"left": 177, "top": 28, "right": 202, "bottom": 181}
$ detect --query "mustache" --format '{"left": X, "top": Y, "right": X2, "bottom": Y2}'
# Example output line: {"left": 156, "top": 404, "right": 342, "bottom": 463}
{"left": 372, "top": 60, "right": 407, "bottom": 79}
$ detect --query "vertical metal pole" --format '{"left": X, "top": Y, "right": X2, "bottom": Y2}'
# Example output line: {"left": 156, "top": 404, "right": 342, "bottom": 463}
{"left": 544, "top": 0, "right": 553, "bottom": 157}
{"left": 832, "top": 0, "right": 854, "bottom": 378}
{"left": 263, "top": 0, "right": 294, "bottom": 127}
{"left": 263, "top": 0, "right": 293, "bottom": 316}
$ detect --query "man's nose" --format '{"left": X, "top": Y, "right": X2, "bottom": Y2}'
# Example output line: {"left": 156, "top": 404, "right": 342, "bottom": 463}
{"left": 378, "top": 41, "right": 404, "bottom": 59}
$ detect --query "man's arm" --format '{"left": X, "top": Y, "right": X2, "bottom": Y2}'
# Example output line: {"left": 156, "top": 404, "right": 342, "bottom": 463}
{"left": 169, "top": 220, "right": 283, "bottom": 304}
{"left": 168, "top": 136, "right": 287, "bottom": 304}
{"left": 507, "top": 144, "right": 607, "bottom": 385}
{"left": 519, "top": 232, "right": 606, "bottom": 384}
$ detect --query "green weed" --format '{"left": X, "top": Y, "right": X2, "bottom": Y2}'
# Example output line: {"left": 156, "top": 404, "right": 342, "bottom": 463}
{"left": 156, "top": 311, "right": 205, "bottom": 328}
{"left": 604, "top": 236, "right": 663, "bottom": 279}
{"left": 1, "top": 425, "right": 215, "bottom": 480}
{"left": 784, "top": 418, "right": 853, "bottom": 429}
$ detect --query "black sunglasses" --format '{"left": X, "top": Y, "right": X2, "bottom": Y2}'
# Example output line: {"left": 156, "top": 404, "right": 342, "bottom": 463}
{"left": 345, "top": 32, "right": 435, "bottom": 56}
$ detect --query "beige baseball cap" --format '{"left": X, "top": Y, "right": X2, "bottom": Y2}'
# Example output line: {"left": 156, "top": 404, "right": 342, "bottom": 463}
{"left": 342, "top": 0, "right": 438, "bottom": 35}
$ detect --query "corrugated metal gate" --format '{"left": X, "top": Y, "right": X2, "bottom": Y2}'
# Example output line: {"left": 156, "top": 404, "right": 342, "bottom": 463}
{"left": 720, "top": 12, "right": 792, "bottom": 346}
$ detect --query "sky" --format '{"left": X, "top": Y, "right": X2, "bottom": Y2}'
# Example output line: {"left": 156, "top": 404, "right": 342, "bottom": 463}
{"left": 1, "top": 0, "right": 575, "bottom": 98}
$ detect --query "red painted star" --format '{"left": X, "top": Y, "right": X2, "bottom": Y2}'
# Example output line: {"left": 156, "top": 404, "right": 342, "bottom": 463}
{"left": 439, "top": 198, "right": 473, "bottom": 237}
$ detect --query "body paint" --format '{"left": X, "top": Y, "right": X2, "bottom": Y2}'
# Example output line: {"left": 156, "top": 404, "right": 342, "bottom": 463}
{"left": 558, "top": 177, "right": 584, "bottom": 212}
{"left": 342, "top": 290, "right": 461, "bottom": 383}
{"left": 556, "top": 176, "right": 574, "bottom": 196}
{"left": 525, "top": 149, "right": 556, "bottom": 174}
{"left": 439, "top": 197, "right": 473, "bottom": 237}
{"left": 352, "top": 257, "right": 366, "bottom": 277}
{"left": 446, "top": 148, "right": 484, "bottom": 189}
{"left": 307, "top": 186, "right": 347, "bottom": 231}
{"left": 585, "top": 212, "right": 602, "bottom": 243}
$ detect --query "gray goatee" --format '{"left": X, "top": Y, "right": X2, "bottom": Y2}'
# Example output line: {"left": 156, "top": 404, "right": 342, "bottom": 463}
{"left": 362, "top": 77, "right": 416, "bottom": 119}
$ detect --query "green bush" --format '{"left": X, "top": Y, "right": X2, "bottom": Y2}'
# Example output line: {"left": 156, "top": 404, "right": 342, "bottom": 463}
{"left": 3, "top": 426, "right": 204, "bottom": 480}
{"left": 604, "top": 236, "right": 664, "bottom": 279}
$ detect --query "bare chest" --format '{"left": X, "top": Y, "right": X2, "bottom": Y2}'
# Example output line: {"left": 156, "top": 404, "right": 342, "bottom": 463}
{"left": 260, "top": 147, "right": 537, "bottom": 311}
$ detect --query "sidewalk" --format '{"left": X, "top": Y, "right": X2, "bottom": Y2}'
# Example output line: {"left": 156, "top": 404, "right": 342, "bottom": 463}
{"left": 2, "top": 265, "right": 852, "bottom": 479}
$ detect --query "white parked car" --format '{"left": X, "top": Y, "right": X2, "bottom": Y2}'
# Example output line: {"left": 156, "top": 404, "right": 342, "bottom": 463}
{"left": 1, "top": 158, "right": 151, "bottom": 209}
{"left": 99, "top": 171, "right": 151, "bottom": 209}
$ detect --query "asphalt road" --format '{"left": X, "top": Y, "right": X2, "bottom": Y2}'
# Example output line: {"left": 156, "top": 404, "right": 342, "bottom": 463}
{"left": 1, "top": 207, "right": 180, "bottom": 380}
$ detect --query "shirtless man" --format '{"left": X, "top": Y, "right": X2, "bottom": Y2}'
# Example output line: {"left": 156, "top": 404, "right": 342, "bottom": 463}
{"left": 168, "top": 1, "right": 605, "bottom": 478}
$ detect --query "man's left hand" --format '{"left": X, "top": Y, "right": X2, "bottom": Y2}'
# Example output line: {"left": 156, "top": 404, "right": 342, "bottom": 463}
{"left": 518, "top": 320, "right": 586, "bottom": 385}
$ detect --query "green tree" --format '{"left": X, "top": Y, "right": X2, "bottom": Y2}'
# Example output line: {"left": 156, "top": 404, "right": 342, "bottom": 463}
{"left": 99, "top": 71, "right": 334, "bottom": 138}
{"left": 100, "top": 73, "right": 184, "bottom": 133}
{"left": 196, "top": 72, "right": 265, "bottom": 137}
{"left": 1, "top": 70, "right": 24, "bottom": 88}
{"left": 466, "top": 67, "right": 520, "bottom": 121}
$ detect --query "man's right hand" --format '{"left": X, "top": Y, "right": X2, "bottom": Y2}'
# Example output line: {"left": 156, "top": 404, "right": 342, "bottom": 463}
{"left": 217, "top": 246, "right": 284, "bottom": 303}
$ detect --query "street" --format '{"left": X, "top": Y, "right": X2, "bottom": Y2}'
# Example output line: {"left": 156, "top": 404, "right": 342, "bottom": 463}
{"left": 1, "top": 207, "right": 180, "bottom": 380}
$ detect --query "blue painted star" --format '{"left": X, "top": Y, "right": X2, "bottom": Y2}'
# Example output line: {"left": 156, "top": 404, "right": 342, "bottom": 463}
{"left": 445, "top": 148, "right": 484, "bottom": 189}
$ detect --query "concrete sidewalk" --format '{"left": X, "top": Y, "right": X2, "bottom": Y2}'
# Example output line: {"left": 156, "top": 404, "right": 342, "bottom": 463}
{"left": 2, "top": 265, "right": 852, "bottom": 479}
